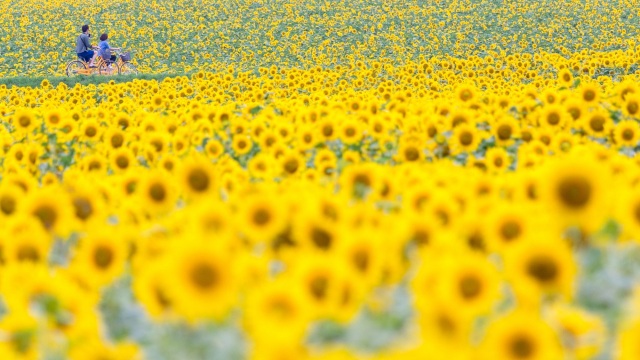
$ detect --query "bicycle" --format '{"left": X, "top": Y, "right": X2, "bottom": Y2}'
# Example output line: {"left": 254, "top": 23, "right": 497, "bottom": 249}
{"left": 66, "top": 48, "right": 138, "bottom": 77}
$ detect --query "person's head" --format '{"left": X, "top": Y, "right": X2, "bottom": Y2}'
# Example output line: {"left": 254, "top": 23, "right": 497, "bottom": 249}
{"left": 82, "top": 24, "right": 89, "bottom": 33}
{"left": 100, "top": 33, "right": 108, "bottom": 41}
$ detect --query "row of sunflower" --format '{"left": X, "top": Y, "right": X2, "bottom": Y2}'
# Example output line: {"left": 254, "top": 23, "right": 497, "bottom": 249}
{"left": 0, "top": 0, "right": 639, "bottom": 76}
{"left": 1, "top": 54, "right": 640, "bottom": 359}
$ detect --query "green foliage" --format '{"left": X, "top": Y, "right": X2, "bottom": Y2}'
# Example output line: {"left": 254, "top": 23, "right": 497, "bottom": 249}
{"left": 0, "top": 73, "right": 180, "bottom": 89}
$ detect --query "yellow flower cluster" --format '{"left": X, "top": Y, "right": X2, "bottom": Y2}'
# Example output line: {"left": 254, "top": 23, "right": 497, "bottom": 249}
{"left": 0, "top": 0, "right": 639, "bottom": 76}
{"left": 1, "top": 50, "right": 640, "bottom": 359}
{"left": 2, "top": 0, "right": 640, "bottom": 358}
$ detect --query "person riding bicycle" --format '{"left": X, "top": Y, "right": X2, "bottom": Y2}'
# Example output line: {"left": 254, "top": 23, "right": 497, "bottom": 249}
{"left": 76, "top": 24, "right": 97, "bottom": 67}
{"left": 98, "top": 33, "right": 120, "bottom": 64}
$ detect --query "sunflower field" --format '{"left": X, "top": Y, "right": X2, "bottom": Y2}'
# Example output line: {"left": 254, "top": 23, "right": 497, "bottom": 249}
{"left": 3, "top": 0, "right": 640, "bottom": 359}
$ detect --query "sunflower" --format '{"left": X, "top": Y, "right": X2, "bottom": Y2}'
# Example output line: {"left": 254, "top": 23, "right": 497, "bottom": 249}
{"left": 398, "top": 140, "right": 425, "bottom": 163}
{"left": 69, "top": 186, "right": 104, "bottom": 225}
{"left": 165, "top": 243, "right": 237, "bottom": 321}
{"left": 450, "top": 123, "right": 481, "bottom": 154}
{"left": 425, "top": 192, "right": 461, "bottom": 228}
{"left": 485, "top": 147, "right": 511, "bottom": 172}
{"left": 68, "top": 338, "right": 140, "bottom": 360}
{"left": 563, "top": 98, "right": 586, "bottom": 124}
{"left": 244, "top": 279, "right": 311, "bottom": 347}
{"left": 45, "top": 273, "right": 100, "bottom": 338}
{"left": 317, "top": 118, "right": 337, "bottom": 141}
{"left": 111, "top": 113, "right": 131, "bottom": 130}
{"left": 341, "top": 150, "right": 361, "bottom": 166}
{"left": 41, "top": 172, "right": 58, "bottom": 186}
{"left": 104, "top": 128, "right": 127, "bottom": 150}
{"left": 617, "top": 79, "right": 638, "bottom": 102}
{"left": 581, "top": 111, "right": 612, "bottom": 138}
{"left": 557, "top": 69, "right": 573, "bottom": 86}
{"left": 540, "top": 153, "right": 610, "bottom": 231}
{"left": 239, "top": 194, "right": 287, "bottom": 244}
{"left": 109, "top": 147, "right": 136, "bottom": 173}
{"left": 434, "top": 253, "right": 501, "bottom": 317}
{"left": 332, "top": 268, "right": 367, "bottom": 323}
{"left": 617, "top": 317, "right": 640, "bottom": 360}
{"left": 71, "top": 232, "right": 128, "bottom": 288}
{"left": 0, "top": 183, "right": 23, "bottom": 218}
{"left": 2, "top": 231, "right": 51, "bottom": 265}
{"left": 338, "top": 119, "right": 363, "bottom": 145}
{"left": 539, "top": 105, "right": 568, "bottom": 130}
{"left": 20, "top": 188, "right": 73, "bottom": 236}
{"left": 254, "top": 343, "right": 313, "bottom": 360}
{"left": 12, "top": 109, "right": 38, "bottom": 135}
{"left": 43, "top": 109, "right": 63, "bottom": 129}
{"left": 479, "top": 311, "right": 562, "bottom": 360}
{"left": 519, "top": 126, "right": 535, "bottom": 143}
{"left": 0, "top": 311, "right": 39, "bottom": 359}
{"left": 456, "top": 84, "right": 477, "bottom": 103}
{"left": 179, "top": 158, "right": 216, "bottom": 199}
{"left": 492, "top": 117, "right": 519, "bottom": 146}
{"left": 56, "top": 118, "right": 77, "bottom": 142}
{"left": 292, "top": 255, "right": 344, "bottom": 318}
{"left": 550, "top": 133, "right": 578, "bottom": 154}
{"left": 118, "top": 170, "right": 141, "bottom": 198}
{"left": 138, "top": 172, "right": 177, "bottom": 213}
{"left": 369, "top": 117, "right": 389, "bottom": 139}
{"left": 521, "top": 139, "right": 548, "bottom": 159}
{"left": 579, "top": 83, "right": 600, "bottom": 104}
{"left": 132, "top": 260, "right": 173, "bottom": 320}
{"left": 485, "top": 204, "right": 537, "bottom": 253}
{"left": 337, "top": 228, "right": 383, "bottom": 286}
{"left": 258, "top": 129, "right": 280, "bottom": 151}
{"left": 411, "top": 251, "right": 451, "bottom": 307}
{"left": 296, "top": 125, "right": 318, "bottom": 150}
{"left": 614, "top": 120, "right": 640, "bottom": 148}
{"left": 7, "top": 144, "right": 26, "bottom": 165}
{"left": 275, "top": 123, "right": 294, "bottom": 142}
{"left": 623, "top": 93, "right": 640, "bottom": 117}
{"left": 24, "top": 144, "right": 41, "bottom": 168}
{"left": 151, "top": 94, "right": 165, "bottom": 108}
{"left": 232, "top": 135, "right": 253, "bottom": 156}
{"left": 248, "top": 153, "right": 276, "bottom": 180}
{"left": 189, "top": 201, "right": 234, "bottom": 241}
{"left": 340, "top": 163, "right": 379, "bottom": 199}
{"left": 280, "top": 151, "right": 305, "bottom": 177}
{"left": 449, "top": 109, "right": 474, "bottom": 128}
{"left": 145, "top": 132, "right": 169, "bottom": 156}
{"left": 547, "top": 303, "right": 605, "bottom": 359}
{"left": 293, "top": 214, "right": 339, "bottom": 252}
{"left": 458, "top": 215, "right": 488, "bottom": 252}
{"left": 204, "top": 139, "right": 224, "bottom": 159}
{"left": 505, "top": 237, "right": 577, "bottom": 300}
{"left": 4, "top": 171, "right": 36, "bottom": 194}
{"left": 81, "top": 154, "right": 106, "bottom": 173}
{"left": 79, "top": 120, "right": 102, "bottom": 142}
{"left": 314, "top": 148, "right": 337, "bottom": 168}
{"left": 416, "top": 300, "right": 473, "bottom": 356}
{"left": 615, "top": 189, "right": 640, "bottom": 241}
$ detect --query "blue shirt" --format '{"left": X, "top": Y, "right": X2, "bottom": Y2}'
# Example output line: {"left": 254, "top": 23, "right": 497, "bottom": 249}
{"left": 98, "top": 40, "right": 111, "bottom": 59}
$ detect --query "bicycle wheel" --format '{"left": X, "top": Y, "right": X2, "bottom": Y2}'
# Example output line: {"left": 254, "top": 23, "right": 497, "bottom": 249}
{"left": 66, "top": 60, "right": 87, "bottom": 77}
{"left": 99, "top": 62, "right": 120, "bottom": 76}
{"left": 119, "top": 62, "right": 138, "bottom": 75}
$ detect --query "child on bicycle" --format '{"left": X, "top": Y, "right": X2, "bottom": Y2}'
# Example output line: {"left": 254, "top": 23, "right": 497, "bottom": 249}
{"left": 98, "top": 33, "right": 120, "bottom": 64}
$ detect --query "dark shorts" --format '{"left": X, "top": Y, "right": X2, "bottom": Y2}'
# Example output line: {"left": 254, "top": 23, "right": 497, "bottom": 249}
{"left": 77, "top": 50, "right": 94, "bottom": 62}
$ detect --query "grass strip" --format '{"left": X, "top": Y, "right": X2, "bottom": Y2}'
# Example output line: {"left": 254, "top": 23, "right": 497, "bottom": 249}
{"left": 0, "top": 72, "right": 190, "bottom": 88}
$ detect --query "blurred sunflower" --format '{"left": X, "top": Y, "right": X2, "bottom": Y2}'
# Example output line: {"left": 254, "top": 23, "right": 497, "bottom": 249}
{"left": 479, "top": 311, "right": 562, "bottom": 360}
